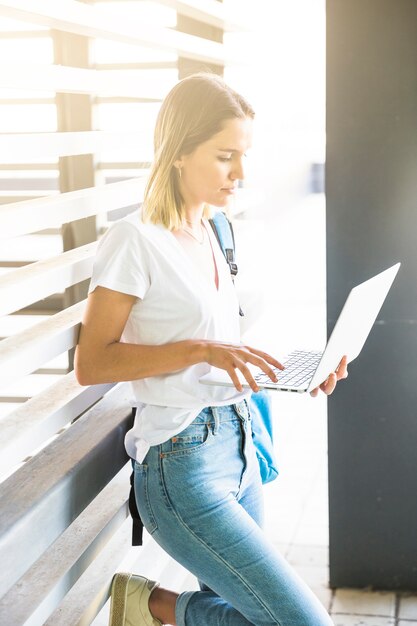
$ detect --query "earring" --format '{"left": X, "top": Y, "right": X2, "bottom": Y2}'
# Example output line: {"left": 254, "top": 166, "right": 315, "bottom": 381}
{"left": 178, "top": 167, "right": 182, "bottom": 179}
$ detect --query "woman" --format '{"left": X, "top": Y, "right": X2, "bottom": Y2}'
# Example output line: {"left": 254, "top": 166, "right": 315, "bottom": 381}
{"left": 75, "top": 73, "right": 347, "bottom": 626}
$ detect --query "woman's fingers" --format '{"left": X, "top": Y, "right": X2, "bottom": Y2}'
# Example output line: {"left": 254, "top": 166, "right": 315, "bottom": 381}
{"left": 309, "top": 372, "right": 337, "bottom": 397}
{"left": 246, "top": 354, "right": 278, "bottom": 383}
{"left": 236, "top": 360, "right": 260, "bottom": 392}
{"left": 310, "top": 372, "right": 338, "bottom": 396}
{"left": 245, "top": 345, "right": 285, "bottom": 371}
{"left": 310, "top": 355, "right": 349, "bottom": 397}
{"left": 226, "top": 366, "right": 245, "bottom": 392}
{"left": 227, "top": 351, "right": 272, "bottom": 392}
{"left": 232, "top": 352, "right": 349, "bottom": 396}
{"left": 230, "top": 354, "right": 347, "bottom": 395}
{"left": 208, "top": 342, "right": 284, "bottom": 391}
{"left": 320, "top": 372, "right": 337, "bottom": 394}
{"left": 238, "top": 346, "right": 284, "bottom": 385}
{"left": 336, "top": 355, "right": 349, "bottom": 380}
{"left": 227, "top": 360, "right": 259, "bottom": 392}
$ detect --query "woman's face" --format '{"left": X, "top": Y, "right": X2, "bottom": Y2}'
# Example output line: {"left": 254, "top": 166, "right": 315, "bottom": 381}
{"left": 176, "top": 116, "right": 253, "bottom": 213}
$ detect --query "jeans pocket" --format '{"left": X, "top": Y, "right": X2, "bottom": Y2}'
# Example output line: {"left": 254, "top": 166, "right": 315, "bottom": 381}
{"left": 165, "top": 422, "right": 212, "bottom": 457}
{"left": 133, "top": 462, "right": 158, "bottom": 535}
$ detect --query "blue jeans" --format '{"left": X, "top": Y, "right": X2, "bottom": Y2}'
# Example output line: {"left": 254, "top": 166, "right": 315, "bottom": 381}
{"left": 134, "top": 400, "right": 333, "bottom": 626}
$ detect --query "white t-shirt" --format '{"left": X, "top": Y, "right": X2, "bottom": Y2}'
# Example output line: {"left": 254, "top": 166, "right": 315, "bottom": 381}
{"left": 88, "top": 211, "right": 249, "bottom": 462}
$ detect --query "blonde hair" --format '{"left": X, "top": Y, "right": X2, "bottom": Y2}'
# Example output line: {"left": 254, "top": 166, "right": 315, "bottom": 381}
{"left": 142, "top": 73, "right": 255, "bottom": 230}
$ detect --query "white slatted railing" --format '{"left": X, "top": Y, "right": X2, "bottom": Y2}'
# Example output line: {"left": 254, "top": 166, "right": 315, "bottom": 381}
{"left": 0, "top": 0, "right": 239, "bottom": 64}
{"left": 0, "top": 1, "right": 248, "bottom": 623}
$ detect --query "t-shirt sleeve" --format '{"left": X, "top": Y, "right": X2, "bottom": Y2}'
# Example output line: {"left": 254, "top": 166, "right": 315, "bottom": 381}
{"left": 88, "top": 220, "right": 150, "bottom": 299}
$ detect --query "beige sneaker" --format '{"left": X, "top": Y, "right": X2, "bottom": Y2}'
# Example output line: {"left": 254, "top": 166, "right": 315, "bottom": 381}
{"left": 109, "top": 572, "right": 163, "bottom": 626}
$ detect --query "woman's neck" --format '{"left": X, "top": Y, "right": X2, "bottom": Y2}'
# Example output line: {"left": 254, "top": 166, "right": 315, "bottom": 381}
{"left": 183, "top": 208, "right": 204, "bottom": 228}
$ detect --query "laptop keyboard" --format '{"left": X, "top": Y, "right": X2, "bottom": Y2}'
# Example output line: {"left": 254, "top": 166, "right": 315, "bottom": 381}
{"left": 254, "top": 350, "right": 323, "bottom": 388}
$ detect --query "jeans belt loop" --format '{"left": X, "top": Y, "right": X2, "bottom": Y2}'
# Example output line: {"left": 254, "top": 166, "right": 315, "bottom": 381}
{"left": 235, "top": 401, "right": 246, "bottom": 419}
{"left": 210, "top": 406, "right": 220, "bottom": 435}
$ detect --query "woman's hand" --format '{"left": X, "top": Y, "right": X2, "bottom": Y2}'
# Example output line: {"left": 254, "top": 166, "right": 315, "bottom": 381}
{"left": 309, "top": 355, "right": 348, "bottom": 397}
{"left": 205, "top": 342, "right": 284, "bottom": 392}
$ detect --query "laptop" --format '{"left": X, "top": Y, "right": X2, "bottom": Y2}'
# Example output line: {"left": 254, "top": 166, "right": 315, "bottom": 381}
{"left": 200, "top": 263, "right": 401, "bottom": 394}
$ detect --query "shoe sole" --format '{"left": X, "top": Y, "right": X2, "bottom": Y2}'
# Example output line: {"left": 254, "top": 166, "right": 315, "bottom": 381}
{"left": 109, "top": 572, "right": 131, "bottom": 626}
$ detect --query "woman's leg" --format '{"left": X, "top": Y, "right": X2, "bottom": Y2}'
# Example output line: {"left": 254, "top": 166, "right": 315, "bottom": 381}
{"left": 136, "top": 403, "right": 333, "bottom": 626}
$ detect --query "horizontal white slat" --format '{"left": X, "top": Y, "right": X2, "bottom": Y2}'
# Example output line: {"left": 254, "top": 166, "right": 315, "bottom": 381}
{"left": 154, "top": 0, "right": 249, "bottom": 32}
{"left": 0, "top": 473, "right": 129, "bottom": 626}
{"left": 46, "top": 518, "right": 133, "bottom": 626}
{"left": 0, "top": 131, "right": 150, "bottom": 163}
{"left": 0, "top": 373, "right": 64, "bottom": 401}
{"left": 0, "top": 300, "right": 85, "bottom": 389}
{"left": 0, "top": 370, "right": 114, "bottom": 476}
{"left": 0, "top": 28, "right": 48, "bottom": 38}
{"left": 0, "top": 97, "right": 53, "bottom": 105}
{"left": 0, "top": 163, "right": 57, "bottom": 170}
{"left": 0, "top": 193, "right": 58, "bottom": 203}
{"left": 0, "top": 63, "right": 174, "bottom": 98}
{"left": 0, "top": 0, "right": 235, "bottom": 65}
{"left": 0, "top": 402, "right": 21, "bottom": 419}
{"left": 87, "top": 0, "right": 248, "bottom": 32}
{"left": 0, "top": 313, "right": 49, "bottom": 336}
{"left": 0, "top": 234, "right": 62, "bottom": 262}
{"left": 0, "top": 244, "right": 95, "bottom": 316}
{"left": 94, "top": 61, "right": 178, "bottom": 70}
{"left": 0, "top": 316, "right": 69, "bottom": 371}
{"left": 0, "top": 177, "right": 143, "bottom": 238}
{"left": 98, "top": 162, "right": 151, "bottom": 171}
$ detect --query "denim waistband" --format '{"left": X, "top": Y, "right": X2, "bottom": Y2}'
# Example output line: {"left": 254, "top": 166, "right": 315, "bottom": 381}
{"left": 192, "top": 400, "right": 250, "bottom": 432}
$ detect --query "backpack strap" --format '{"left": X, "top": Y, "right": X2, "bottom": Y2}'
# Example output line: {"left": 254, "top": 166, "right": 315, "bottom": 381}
{"left": 129, "top": 407, "right": 144, "bottom": 546}
{"left": 209, "top": 212, "right": 244, "bottom": 316}
{"left": 209, "top": 211, "right": 238, "bottom": 277}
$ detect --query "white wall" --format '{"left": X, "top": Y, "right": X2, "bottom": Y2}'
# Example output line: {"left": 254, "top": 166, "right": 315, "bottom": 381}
{"left": 224, "top": 0, "right": 325, "bottom": 219}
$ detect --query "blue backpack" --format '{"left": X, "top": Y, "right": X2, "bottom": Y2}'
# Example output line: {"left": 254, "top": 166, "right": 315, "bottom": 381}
{"left": 208, "top": 212, "right": 279, "bottom": 485}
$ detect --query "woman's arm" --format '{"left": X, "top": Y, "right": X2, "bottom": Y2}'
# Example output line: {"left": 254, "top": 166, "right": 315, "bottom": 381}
{"left": 74, "top": 286, "right": 282, "bottom": 389}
